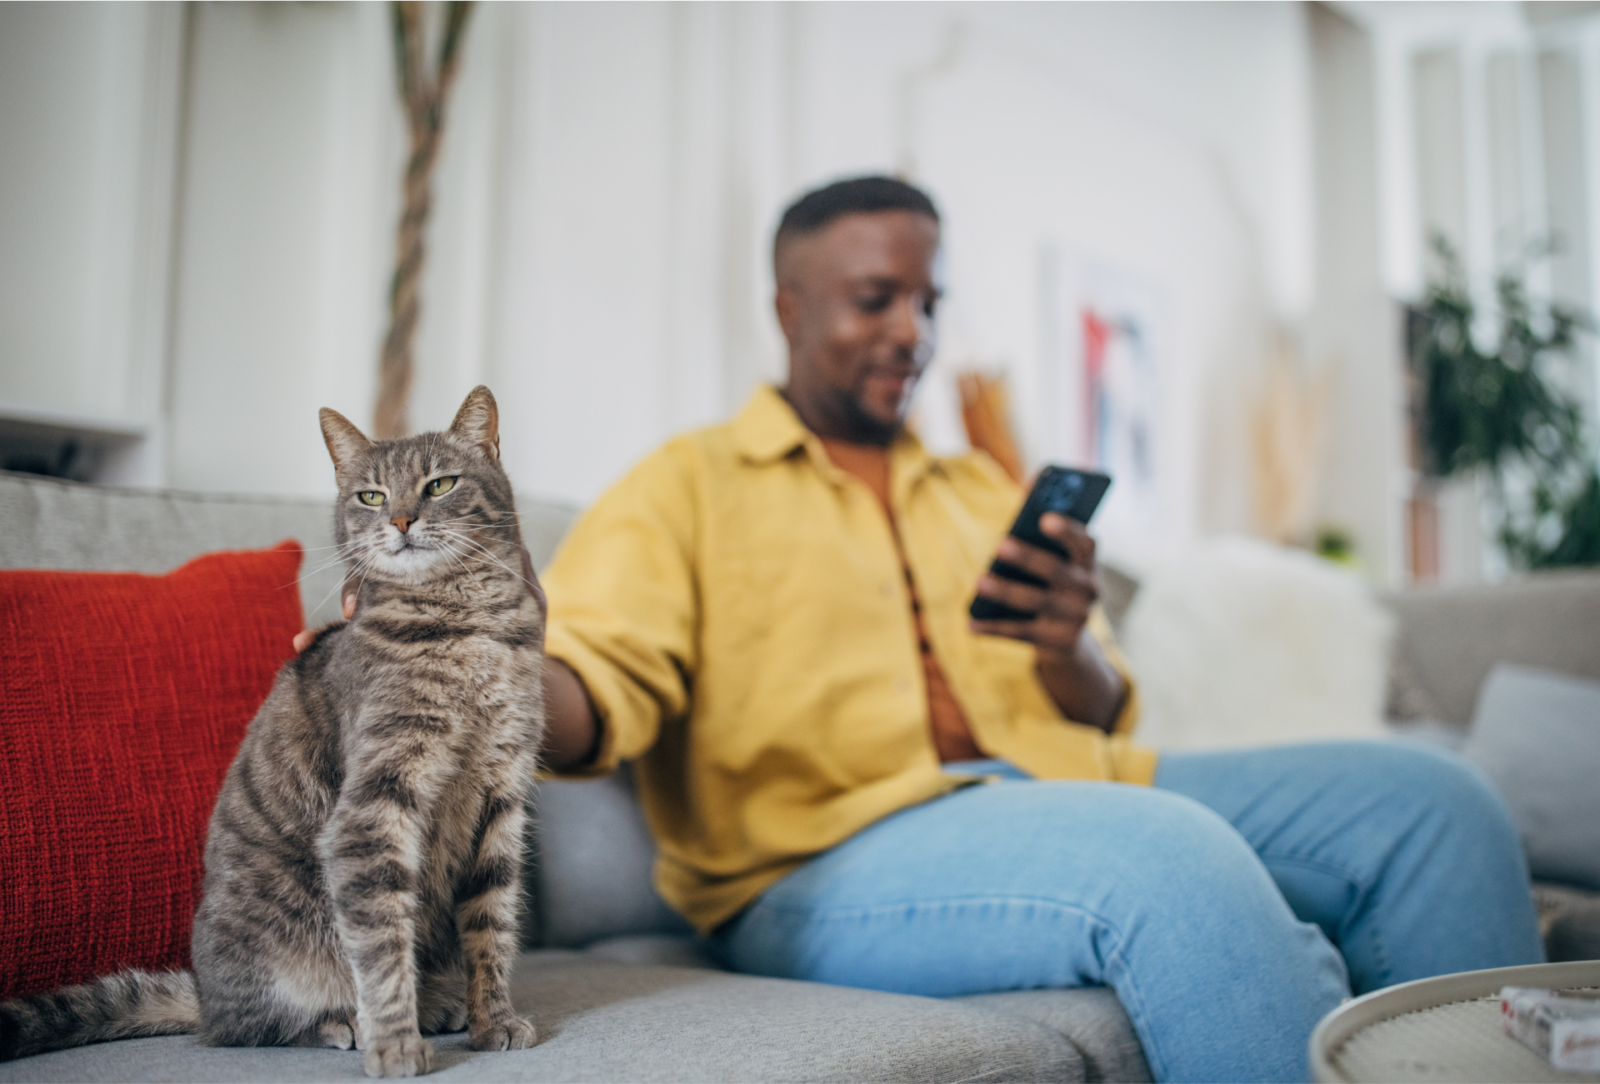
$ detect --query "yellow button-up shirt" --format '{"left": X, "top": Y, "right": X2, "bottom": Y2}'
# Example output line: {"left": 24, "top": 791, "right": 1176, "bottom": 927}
{"left": 543, "top": 385, "right": 1157, "bottom": 934}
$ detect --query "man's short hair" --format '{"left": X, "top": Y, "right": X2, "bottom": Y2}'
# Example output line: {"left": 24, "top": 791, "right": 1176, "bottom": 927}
{"left": 773, "top": 176, "right": 940, "bottom": 273}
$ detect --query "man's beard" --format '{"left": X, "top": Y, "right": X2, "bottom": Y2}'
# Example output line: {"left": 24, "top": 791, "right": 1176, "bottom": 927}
{"left": 838, "top": 376, "right": 916, "bottom": 446}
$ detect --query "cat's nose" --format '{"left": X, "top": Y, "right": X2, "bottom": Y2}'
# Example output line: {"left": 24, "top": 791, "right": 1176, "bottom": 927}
{"left": 391, "top": 515, "right": 416, "bottom": 534}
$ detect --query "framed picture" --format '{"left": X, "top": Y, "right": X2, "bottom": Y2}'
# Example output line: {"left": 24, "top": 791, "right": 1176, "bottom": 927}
{"left": 1041, "top": 247, "right": 1169, "bottom": 547}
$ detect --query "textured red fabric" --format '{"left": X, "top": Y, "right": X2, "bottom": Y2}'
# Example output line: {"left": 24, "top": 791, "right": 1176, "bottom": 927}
{"left": 0, "top": 542, "right": 304, "bottom": 1000}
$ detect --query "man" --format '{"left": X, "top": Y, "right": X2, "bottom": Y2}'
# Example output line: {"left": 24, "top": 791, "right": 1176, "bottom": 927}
{"left": 534, "top": 177, "right": 1542, "bottom": 1082}
{"left": 316, "top": 177, "right": 1542, "bottom": 1082}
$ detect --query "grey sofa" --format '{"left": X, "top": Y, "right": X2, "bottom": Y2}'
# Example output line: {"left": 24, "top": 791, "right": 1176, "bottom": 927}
{"left": 0, "top": 470, "right": 1150, "bottom": 1084}
{"left": 1380, "top": 572, "right": 1600, "bottom": 964}
{"left": 2, "top": 470, "right": 1596, "bottom": 1083}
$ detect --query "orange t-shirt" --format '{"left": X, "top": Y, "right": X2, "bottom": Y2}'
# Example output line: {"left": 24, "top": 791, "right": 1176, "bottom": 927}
{"left": 820, "top": 438, "right": 985, "bottom": 763}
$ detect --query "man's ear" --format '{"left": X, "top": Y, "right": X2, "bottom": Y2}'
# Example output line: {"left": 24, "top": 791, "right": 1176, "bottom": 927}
{"left": 448, "top": 385, "right": 500, "bottom": 460}
{"left": 319, "top": 408, "right": 374, "bottom": 487}
{"left": 774, "top": 285, "right": 800, "bottom": 345}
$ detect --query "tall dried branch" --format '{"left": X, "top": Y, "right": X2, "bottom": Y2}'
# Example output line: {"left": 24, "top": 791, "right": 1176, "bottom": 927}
{"left": 374, "top": 0, "right": 475, "bottom": 439}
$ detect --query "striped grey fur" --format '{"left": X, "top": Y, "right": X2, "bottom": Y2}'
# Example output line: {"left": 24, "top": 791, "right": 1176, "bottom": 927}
{"left": 0, "top": 387, "right": 546, "bottom": 1077}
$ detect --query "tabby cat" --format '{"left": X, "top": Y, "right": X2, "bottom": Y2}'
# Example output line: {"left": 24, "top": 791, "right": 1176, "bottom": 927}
{"left": 0, "top": 386, "right": 547, "bottom": 1078}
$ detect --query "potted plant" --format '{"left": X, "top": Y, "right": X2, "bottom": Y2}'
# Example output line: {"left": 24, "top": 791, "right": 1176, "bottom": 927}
{"left": 1407, "top": 238, "right": 1599, "bottom": 570}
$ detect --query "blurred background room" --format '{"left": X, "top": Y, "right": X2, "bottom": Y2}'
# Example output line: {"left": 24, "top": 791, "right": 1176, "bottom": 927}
{"left": 3, "top": 0, "right": 1600, "bottom": 589}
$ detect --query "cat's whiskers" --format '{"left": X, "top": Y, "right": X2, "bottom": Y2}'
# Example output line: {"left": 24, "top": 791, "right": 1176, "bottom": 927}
{"left": 295, "top": 541, "right": 359, "bottom": 554}
{"left": 306, "top": 574, "right": 352, "bottom": 621}
{"left": 286, "top": 539, "right": 367, "bottom": 601}
{"left": 429, "top": 516, "right": 510, "bottom": 532}
{"left": 353, "top": 546, "right": 380, "bottom": 603}
{"left": 431, "top": 538, "right": 476, "bottom": 581}
{"left": 429, "top": 521, "right": 519, "bottom": 557}
{"left": 305, "top": 546, "right": 380, "bottom": 618}
{"left": 440, "top": 532, "right": 529, "bottom": 589}
{"left": 434, "top": 535, "right": 496, "bottom": 578}
{"left": 296, "top": 543, "right": 365, "bottom": 583}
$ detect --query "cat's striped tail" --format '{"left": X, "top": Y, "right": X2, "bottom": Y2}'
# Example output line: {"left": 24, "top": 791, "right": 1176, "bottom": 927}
{"left": 0, "top": 970, "right": 199, "bottom": 1062}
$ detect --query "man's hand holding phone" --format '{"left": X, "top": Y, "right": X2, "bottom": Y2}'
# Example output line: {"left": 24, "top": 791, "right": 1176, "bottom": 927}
{"left": 969, "top": 466, "right": 1127, "bottom": 733}
{"left": 969, "top": 511, "right": 1101, "bottom": 654}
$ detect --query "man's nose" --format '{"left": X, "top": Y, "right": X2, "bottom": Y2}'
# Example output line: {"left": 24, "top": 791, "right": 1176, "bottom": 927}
{"left": 391, "top": 515, "right": 416, "bottom": 534}
{"left": 888, "top": 297, "right": 935, "bottom": 363}
{"left": 889, "top": 295, "right": 932, "bottom": 348}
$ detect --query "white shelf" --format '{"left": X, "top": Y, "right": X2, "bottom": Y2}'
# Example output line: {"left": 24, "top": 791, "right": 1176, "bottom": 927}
{"left": 0, "top": 404, "right": 151, "bottom": 485}
{"left": 0, "top": 403, "right": 148, "bottom": 440}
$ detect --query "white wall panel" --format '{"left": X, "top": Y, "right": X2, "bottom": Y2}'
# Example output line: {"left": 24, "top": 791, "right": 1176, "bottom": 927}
{"left": 165, "top": 4, "right": 398, "bottom": 497}
{"left": 0, "top": 2, "right": 182, "bottom": 479}
{"left": 491, "top": 3, "right": 676, "bottom": 507}
{"left": 1308, "top": 4, "right": 1404, "bottom": 586}
{"left": 409, "top": 1, "right": 516, "bottom": 440}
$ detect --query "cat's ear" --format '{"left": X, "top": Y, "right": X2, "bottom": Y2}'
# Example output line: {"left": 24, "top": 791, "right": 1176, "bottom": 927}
{"left": 448, "top": 385, "right": 500, "bottom": 460}
{"left": 319, "top": 408, "right": 374, "bottom": 486}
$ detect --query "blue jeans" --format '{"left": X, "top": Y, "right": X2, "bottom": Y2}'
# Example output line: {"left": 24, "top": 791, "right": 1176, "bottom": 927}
{"left": 709, "top": 742, "right": 1543, "bottom": 1083}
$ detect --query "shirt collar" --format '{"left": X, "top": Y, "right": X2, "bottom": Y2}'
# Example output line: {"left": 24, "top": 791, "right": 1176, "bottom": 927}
{"left": 732, "top": 384, "right": 941, "bottom": 487}
{"left": 733, "top": 385, "right": 811, "bottom": 464}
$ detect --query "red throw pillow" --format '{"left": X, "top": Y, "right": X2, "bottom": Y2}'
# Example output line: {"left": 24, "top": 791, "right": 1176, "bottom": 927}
{"left": 0, "top": 541, "right": 304, "bottom": 1000}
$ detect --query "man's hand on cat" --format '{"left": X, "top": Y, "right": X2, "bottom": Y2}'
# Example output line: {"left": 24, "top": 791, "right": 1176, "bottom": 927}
{"left": 290, "top": 622, "right": 343, "bottom": 655}
{"left": 291, "top": 523, "right": 547, "bottom": 654}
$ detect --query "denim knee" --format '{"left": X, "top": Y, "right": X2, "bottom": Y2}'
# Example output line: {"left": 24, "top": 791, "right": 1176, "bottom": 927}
{"left": 1342, "top": 741, "right": 1517, "bottom": 836}
{"left": 1051, "top": 786, "right": 1303, "bottom": 938}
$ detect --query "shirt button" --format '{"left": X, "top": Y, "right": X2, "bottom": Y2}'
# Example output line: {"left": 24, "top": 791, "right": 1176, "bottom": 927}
{"left": 895, "top": 678, "right": 911, "bottom": 693}
{"left": 880, "top": 581, "right": 894, "bottom": 597}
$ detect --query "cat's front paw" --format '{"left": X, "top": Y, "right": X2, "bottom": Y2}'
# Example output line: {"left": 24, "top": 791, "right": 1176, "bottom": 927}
{"left": 470, "top": 1016, "right": 536, "bottom": 1052}
{"left": 363, "top": 1032, "right": 435, "bottom": 1078}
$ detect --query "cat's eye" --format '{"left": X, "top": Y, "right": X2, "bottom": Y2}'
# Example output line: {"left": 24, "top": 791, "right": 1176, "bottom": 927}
{"left": 426, "top": 476, "right": 457, "bottom": 497}
{"left": 358, "top": 491, "right": 386, "bottom": 507}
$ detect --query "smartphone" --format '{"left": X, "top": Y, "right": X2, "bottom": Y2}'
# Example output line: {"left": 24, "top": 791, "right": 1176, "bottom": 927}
{"left": 969, "top": 466, "right": 1111, "bottom": 623}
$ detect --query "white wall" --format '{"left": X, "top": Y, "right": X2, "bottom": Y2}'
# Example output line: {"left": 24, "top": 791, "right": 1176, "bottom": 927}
{"left": 2, "top": 2, "right": 1330, "bottom": 564}
{"left": 166, "top": 3, "right": 398, "bottom": 495}
{"left": 493, "top": 3, "right": 685, "bottom": 505}
{"left": 0, "top": 2, "right": 182, "bottom": 481}
{"left": 1305, "top": 4, "right": 1406, "bottom": 585}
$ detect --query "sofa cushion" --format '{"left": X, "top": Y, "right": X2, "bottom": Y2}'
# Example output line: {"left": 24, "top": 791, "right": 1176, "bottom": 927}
{"left": 0, "top": 542, "right": 304, "bottom": 999}
{"left": 535, "top": 768, "right": 693, "bottom": 947}
{"left": 580, "top": 934, "right": 720, "bottom": 969}
{"left": 0, "top": 951, "right": 1114, "bottom": 1082}
{"left": 1533, "top": 881, "right": 1600, "bottom": 963}
{"left": 955, "top": 989, "right": 1153, "bottom": 1082}
{"left": 1382, "top": 569, "right": 1600, "bottom": 726}
{"left": 1464, "top": 664, "right": 1600, "bottom": 891}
